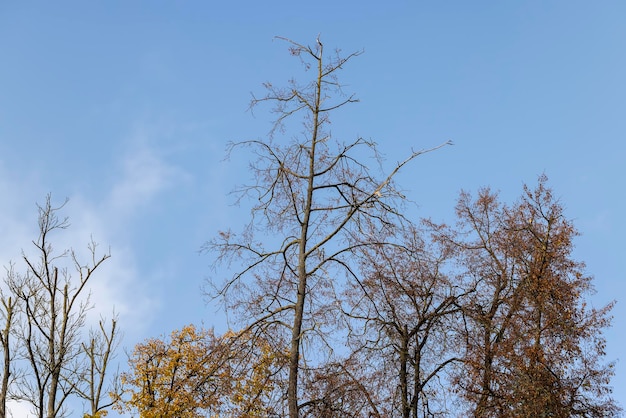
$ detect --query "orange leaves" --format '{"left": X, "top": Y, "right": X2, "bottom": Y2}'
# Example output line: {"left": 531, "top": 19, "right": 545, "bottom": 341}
{"left": 450, "top": 178, "right": 619, "bottom": 417}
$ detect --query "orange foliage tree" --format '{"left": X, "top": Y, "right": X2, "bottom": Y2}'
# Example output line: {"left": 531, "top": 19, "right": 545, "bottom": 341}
{"left": 445, "top": 177, "right": 620, "bottom": 417}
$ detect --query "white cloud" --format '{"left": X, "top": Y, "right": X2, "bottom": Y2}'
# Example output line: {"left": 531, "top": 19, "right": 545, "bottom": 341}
{"left": 81, "top": 240, "right": 161, "bottom": 335}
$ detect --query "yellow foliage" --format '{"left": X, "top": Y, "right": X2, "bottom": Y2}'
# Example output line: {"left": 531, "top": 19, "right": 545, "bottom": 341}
{"left": 228, "top": 335, "right": 288, "bottom": 417}
{"left": 120, "top": 325, "right": 287, "bottom": 417}
{"left": 83, "top": 411, "right": 108, "bottom": 418}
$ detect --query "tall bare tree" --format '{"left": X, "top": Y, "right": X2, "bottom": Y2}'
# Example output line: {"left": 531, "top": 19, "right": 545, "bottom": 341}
{"left": 205, "top": 36, "right": 449, "bottom": 417}
{"left": 8, "top": 195, "right": 111, "bottom": 418}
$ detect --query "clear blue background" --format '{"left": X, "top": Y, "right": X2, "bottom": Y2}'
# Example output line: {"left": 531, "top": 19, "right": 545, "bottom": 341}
{"left": 1, "top": 2, "right": 624, "bottom": 415}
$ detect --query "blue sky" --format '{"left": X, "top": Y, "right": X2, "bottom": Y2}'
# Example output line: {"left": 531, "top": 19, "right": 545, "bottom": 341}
{"left": 1, "top": 1, "right": 625, "bottom": 415}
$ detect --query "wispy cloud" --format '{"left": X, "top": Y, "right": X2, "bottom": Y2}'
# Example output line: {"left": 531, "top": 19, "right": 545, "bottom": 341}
{"left": 1, "top": 122, "right": 189, "bottom": 334}
{"left": 71, "top": 129, "right": 190, "bottom": 333}
{"left": 105, "top": 122, "right": 190, "bottom": 223}
{"left": 107, "top": 147, "right": 182, "bottom": 220}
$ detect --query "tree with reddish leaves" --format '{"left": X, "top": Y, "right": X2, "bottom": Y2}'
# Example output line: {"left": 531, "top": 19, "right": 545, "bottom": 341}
{"left": 446, "top": 176, "right": 620, "bottom": 417}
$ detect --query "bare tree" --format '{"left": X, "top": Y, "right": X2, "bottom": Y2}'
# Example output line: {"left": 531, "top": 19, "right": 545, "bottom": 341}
{"left": 205, "top": 36, "right": 450, "bottom": 417}
{"left": 8, "top": 195, "right": 111, "bottom": 418}
{"left": 0, "top": 265, "right": 20, "bottom": 418}
{"left": 77, "top": 316, "right": 121, "bottom": 418}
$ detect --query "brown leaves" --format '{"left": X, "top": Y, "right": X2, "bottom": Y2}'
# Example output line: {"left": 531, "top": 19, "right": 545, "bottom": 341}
{"left": 449, "top": 178, "right": 620, "bottom": 417}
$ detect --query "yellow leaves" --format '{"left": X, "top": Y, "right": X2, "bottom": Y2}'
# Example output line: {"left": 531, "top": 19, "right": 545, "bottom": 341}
{"left": 228, "top": 336, "right": 288, "bottom": 417}
{"left": 119, "top": 324, "right": 223, "bottom": 417}
{"left": 120, "top": 325, "right": 287, "bottom": 418}
{"left": 83, "top": 411, "right": 107, "bottom": 418}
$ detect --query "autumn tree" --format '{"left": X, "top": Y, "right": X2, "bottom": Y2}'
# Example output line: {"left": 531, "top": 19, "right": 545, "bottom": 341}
{"left": 224, "top": 331, "right": 288, "bottom": 417}
{"left": 205, "top": 36, "right": 449, "bottom": 418}
{"left": 120, "top": 324, "right": 287, "bottom": 418}
{"left": 445, "top": 177, "right": 620, "bottom": 417}
{"left": 121, "top": 325, "right": 225, "bottom": 418}
{"left": 342, "top": 223, "right": 464, "bottom": 418}
{"left": 4, "top": 195, "right": 118, "bottom": 418}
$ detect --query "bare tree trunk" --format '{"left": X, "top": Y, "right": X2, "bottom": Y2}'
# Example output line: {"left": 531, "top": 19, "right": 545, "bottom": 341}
{"left": 399, "top": 328, "right": 409, "bottom": 418}
{"left": 287, "top": 47, "right": 323, "bottom": 418}
{"left": 288, "top": 260, "right": 307, "bottom": 418}
{"left": 0, "top": 294, "right": 16, "bottom": 418}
